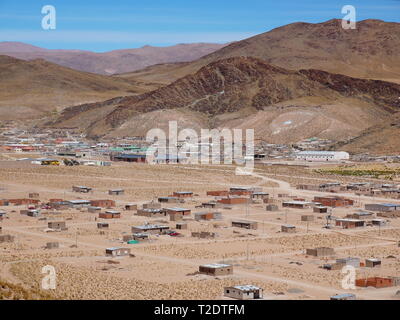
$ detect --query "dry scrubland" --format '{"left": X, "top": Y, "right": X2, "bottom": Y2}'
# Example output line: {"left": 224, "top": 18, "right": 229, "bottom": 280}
{"left": 9, "top": 260, "right": 287, "bottom": 300}
{"left": 0, "top": 160, "right": 399, "bottom": 300}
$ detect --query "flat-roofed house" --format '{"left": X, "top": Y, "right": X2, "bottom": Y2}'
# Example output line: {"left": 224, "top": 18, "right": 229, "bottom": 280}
{"left": 125, "top": 204, "right": 137, "bottom": 211}
{"left": 232, "top": 220, "right": 258, "bottom": 230}
{"left": 313, "top": 206, "right": 328, "bottom": 213}
{"left": 165, "top": 207, "right": 191, "bottom": 217}
{"left": 194, "top": 212, "right": 222, "bottom": 221}
{"left": 66, "top": 200, "right": 91, "bottom": 209}
{"left": 306, "top": 247, "right": 335, "bottom": 257}
{"left": 199, "top": 263, "right": 233, "bottom": 276}
{"left": 313, "top": 196, "right": 354, "bottom": 207}
{"left": 335, "top": 218, "right": 365, "bottom": 229}
{"left": 108, "top": 189, "right": 124, "bottom": 196}
{"left": 282, "top": 201, "right": 314, "bottom": 209}
{"left": 136, "top": 208, "right": 167, "bottom": 218}
{"left": 347, "top": 211, "right": 374, "bottom": 219}
{"left": 281, "top": 224, "right": 296, "bottom": 233}
{"left": 131, "top": 224, "right": 169, "bottom": 234}
{"left": 301, "top": 215, "right": 315, "bottom": 222}
{"left": 142, "top": 202, "right": 161, "bottom": 209}
{"left": 105, "top": 247, "right": 131, "bottom": 257}
{"left": 99, "top": 210, "right": 121, "bottom": 219}
{"left": 158, "top": 197, "right": 180, "bottom": 204}
{"left": 207, "top": 191, "right": 229, "bottom": 197}
{"left": 251, "top": 192, "right": 269, "bottom": 200}
{"left": 218, "top": 197, "right": 249, "bottom": 205}
{"left": 366, "top": 258, "right": 381, "bottom": 268}
{"left": 88, "top": 206, "right": 101, "bottom": 213}
{"left": 224, "top": 285, "right": 263, "bottom": 300}
{"left": 266, "top": 204, "right": 279, "bottom": 211}
{"left": 47, "top": 221, "right": 67, "bottom": 231}
{"left": 172, "top": 191, "right": 193, "bottom": 198}
{"left": 356, "top": 277, "right": 393, "bottom": 288}
{"left": 365, "top": 203, "right": 400, "bottom": 212}
{"left": 97, "top": 222, "right": 109, "bottom": 229}
{"left": 90, "top": 200, "right": 116, "bottom": 208}
{"left": 72, "top": 185, "right": 92, "bottom": 193}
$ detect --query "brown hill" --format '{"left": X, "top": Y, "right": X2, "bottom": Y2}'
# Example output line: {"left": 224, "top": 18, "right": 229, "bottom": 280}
{"left": 332, "top": 113, "right": 400, "bottom": 155}
{"left": 0, "top": 55, "right": 156, "bottom": 120}
{"left": 0, "top": 42, "right": 227, "bottom": 75}
{"left": 122, "top": 19, "right": 400, "bottom": 86}
{"left": 46, "top": 57, "right": 400, "bottom": 143}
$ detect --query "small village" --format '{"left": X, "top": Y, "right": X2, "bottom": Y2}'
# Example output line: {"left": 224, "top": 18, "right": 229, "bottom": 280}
{"left": 0, "top": 125, "right": 399, "bottom": 300}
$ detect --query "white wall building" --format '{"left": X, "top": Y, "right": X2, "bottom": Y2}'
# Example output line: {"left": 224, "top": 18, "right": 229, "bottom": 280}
{"left": 294, "top": 151, "right": 350, "bottom": 162}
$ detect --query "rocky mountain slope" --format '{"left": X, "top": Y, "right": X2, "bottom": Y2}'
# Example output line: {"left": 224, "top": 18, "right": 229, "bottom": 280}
{"left": 46, "top": 57, "right": 400, "bottom": 143}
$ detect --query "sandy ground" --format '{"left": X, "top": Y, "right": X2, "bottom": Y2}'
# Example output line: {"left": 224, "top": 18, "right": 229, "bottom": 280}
{"left": 0, "top": 159, "right": 399, "bottom": 300}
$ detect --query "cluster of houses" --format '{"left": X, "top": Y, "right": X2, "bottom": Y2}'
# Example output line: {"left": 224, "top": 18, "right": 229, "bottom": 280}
{"left": 297, "top": 181, "right": 400, "bottom": 200}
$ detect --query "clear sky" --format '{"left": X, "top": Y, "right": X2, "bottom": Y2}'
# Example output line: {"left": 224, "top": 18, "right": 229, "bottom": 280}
{"left": 0, "top": 0, "right": 399, "bottom": 52}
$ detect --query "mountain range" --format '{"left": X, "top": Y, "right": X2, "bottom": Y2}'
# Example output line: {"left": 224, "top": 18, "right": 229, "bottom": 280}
{"left": 1, "top": 19, "right": 399, "bottom": 154}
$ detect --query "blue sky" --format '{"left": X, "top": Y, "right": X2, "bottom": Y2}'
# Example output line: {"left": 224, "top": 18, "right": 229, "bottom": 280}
{"left": 0, "top": 0, "right": 399, "bottom": 51}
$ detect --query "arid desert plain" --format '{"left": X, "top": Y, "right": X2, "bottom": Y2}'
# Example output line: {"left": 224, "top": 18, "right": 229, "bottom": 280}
{"left": 0, "top": 157, "right": 399, "bottom": 300}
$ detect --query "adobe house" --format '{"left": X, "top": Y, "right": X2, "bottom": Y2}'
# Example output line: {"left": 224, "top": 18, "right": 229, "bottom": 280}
{"left": 165, "top": 207, "right": 191, "bottom": 217}
{"left": 131, "top": 224, "right": 169, "bottom": 234}
{"left": 46, "top": 242, "right": 59, "bottom": 249}
{"left": 192, "top": 231, "right": 216, "bottom": 239}
{"left": 172, "top": 191, "right": 193, "bottom": 198}
{"left": 99, "top": 210, "right": 121, "bottom": 219}
{"left": 142, "top": 202, "right": 162, "bottom": 209}
{"left": 29, "top": 193, "right": 40, "bottom": 199}
{"left": 136, "top": 208, "right": 167, "bottom": 218}
{"left": 371, "top": 219, "right": 387, "bottom": 226}
{"left": 301, "top": 215, "right": 314, "bottom": 222}
{"left": 201, "top": 201, "right": 222, "bottom": 209}
{"left": 251, "top": 192, "right": 269, "bottom": 200}
{"left": 313, "top": 206, "right": 328, "bottom": 213}
{"left": 176, "top": 222, "right": 188, "bottom": 230}
{"left": 347, "top": 211, "right": 374, "bottom": 220}
{"left": 132, "top": 233, "right": 149, "bottom": 241}
{"left": 122, "top": 234, "right": 134, "bottom": 242}
{"left": 365, "top": 203, "right": 400, "bottom": 212}
{"left": 88, "top": 206, "right": 101, "bottom": 213}
{"left": 48, "top": 221, "right": 67, "bottom": 231}
{"left": 158, "top": 197, "right": 180, "bottom": 204}
{"left": 199, "top": 263, "right": 233, "bottom": 276}
{"left": 169, "top": 213, "right": 183, "bottom": 221}
{"left": 335, "top": 219, "right": 365, "bottom": 229}
{"left": 330, "top": 293, "right": 356, "bottom": 300}
{"left": 282, "top": 201, "right": 314, "bottom": 209}
{"left": 90, "top": 200, "right": 116, "bottom": 208}
{"left": 313, "top": 196, "right": 354, "bottom": 207}
{"left": 232, "top": 220, "right": 258, "bottom": 230}
{"left": 72, "top": 185, "right": 92, "bottom": 193}
{"left": 266, "top": 204, "right": 279, "bottom": 212}
{"left": 207, "top": 191, "right": 229, "bottom": 197}
{"left": 224, "top": 285, "right": 263, "bottom": 300}
{"left": 105, "top": 247, "right": 131, "bottom": 257}
{"left": 97, "top": 222, "right": 109, "bottom": 229}
{"left": 281, "top": 224, "right": 296, "bottom": 233}
{"left": 125, "top": 204, "right": 137, "bottom": 211}
{"left": 356, "top": 277, "right": 393, "bottom": 288}
{"left": 218, "top": 197, "right": 249, "bottom": 205}
{"left": 194, "top": 212, "right": 222, "bottom": 221}
{"left": 8, "top": 198, "right": 40, "bottom": 206}
{"left": 0, "top": 234, "right": 15, "bottom": 243}
{"left": 306, "top": 247, "right": 335, "bottom": 257}
{"left": 66, "top": 200, "right": 91, "bottom": 209}
{"left": 108, "top": 189, "right": 124, "bottom": 196}
{"left": 365, "top": 258, "right": 381, "bottom": 268}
